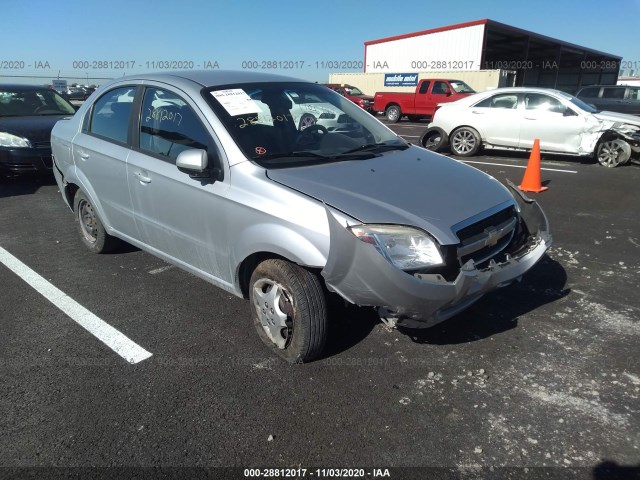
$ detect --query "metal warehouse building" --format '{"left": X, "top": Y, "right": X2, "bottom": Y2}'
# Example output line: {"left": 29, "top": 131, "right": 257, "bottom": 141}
{"left": 364, "top": 19, "right": 621, "bottom": 93}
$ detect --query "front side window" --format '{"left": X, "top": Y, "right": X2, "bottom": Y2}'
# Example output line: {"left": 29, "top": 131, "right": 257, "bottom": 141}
{"left": 449, "top": 81, "right": 475, "bottom": 94}
{"left": 89, "top": 87, "right": 136, "bottom": 143}
{"left": 629, "top": 88, "right": 640, "bottom": 100}
{"left": 139, "top": 88, "right": 211, "bottom": 161}
{"left": 343, "top": 86, "right": 364, "bottom": 96}
{"left": 524, "top": 93, "right": 567, "bottom": 114}
{"left": 602, "top": 87, "right": 625, "bottom": 99}
{"left": 431, "top": 81, "right": 450, "bottom": 95}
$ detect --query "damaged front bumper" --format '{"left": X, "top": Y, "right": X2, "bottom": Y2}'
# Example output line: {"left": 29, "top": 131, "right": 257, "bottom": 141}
{"left": 321, "top": 183, "right": 552, "bottom": 329}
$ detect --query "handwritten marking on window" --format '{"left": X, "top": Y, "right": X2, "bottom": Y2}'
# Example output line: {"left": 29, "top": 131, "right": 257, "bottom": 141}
{"left": 145, "top": 107, "right": 182, "bottom": 126}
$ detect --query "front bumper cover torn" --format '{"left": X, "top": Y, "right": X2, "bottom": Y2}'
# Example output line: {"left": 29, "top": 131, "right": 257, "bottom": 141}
{"left": 321, "top": 183, "right": 552, "bottom": 328}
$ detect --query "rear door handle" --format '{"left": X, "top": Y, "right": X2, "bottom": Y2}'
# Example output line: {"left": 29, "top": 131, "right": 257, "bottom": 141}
{"left": 133, "top": 171, "right": 151, "bottom": 183}
{"left": 471, "top": 110, "right": 484, "bottom": 114}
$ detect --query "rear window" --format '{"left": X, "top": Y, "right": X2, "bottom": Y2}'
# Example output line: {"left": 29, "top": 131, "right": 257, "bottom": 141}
{"left": 577, "top": 87, "right": 600, "bottom": 98}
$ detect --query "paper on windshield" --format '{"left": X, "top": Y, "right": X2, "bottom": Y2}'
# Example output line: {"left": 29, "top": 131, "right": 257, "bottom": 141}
{"left": 210, "top": 89, "right": 260, "bottom": 116}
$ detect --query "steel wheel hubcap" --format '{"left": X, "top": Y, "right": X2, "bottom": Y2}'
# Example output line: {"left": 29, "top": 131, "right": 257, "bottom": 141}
{"left": 388, "top": 109, "right": 399, "bottom": 120}
{"left": 253, "top": 278, "right": 293, "bottom": 349}
{"left": 78, "top": 200, "right": 97, "bottom": 243}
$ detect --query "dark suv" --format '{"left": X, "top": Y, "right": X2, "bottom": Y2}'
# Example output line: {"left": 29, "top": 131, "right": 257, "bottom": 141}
{"left": 576, "top": 85, "right": 640, "bottom": 115}
{"left": 324, "top": 83, "right": 375, "bottom": 113}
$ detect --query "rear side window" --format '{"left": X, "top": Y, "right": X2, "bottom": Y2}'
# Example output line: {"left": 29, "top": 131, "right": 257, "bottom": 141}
{"left": 418, "top": 81, "right": 430, "bottom": 94}
{"left": 139, "top": 87, "right": 212, "bottom": 162}
{"left": 602, "top": 87, "right": 625, "bottom": 99}
{"left": 475, "top": 93, "right": 518, "bottom": 109}
{"left": 88, "top": 87, "right": 135, "bottom": 143}
{"left": 577, "top": 87, "right": 600, "bottom": 98}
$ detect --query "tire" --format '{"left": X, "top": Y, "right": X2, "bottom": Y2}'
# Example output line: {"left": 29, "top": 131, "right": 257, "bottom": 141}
{"left": 595, "top": 138, "right": 631, "bottom": 167}
{"left": 249, "top": 259, "right": 327, "bottom": 363}
{"left": 73, "top": 190, "right": 119, "bottom": 253}
{"left": 385, "top": 105, "right": 401, "bottom": 123}
{"left": 298, "top": 113, "right": 316, "bottom": 131}
{"left": 419, "top": 127, "right": 448, "bottom": 152}
{"left": 449, "top": 126, "right": 481, "bottom": 157}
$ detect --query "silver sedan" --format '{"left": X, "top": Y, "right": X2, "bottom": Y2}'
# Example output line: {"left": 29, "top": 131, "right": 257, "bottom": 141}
{"left": 51, "top": 71, "right": 551, "bottom": 362}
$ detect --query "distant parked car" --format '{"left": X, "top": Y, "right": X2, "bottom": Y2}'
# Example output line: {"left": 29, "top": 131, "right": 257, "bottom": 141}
{"left": 324, "top": 84, "right": 375, "bottom": 112}
{"left": 576, "top": 85, "right": 640, "bottom": 116}
{"left": 424, "top": 87, "right": 640, "bottom": 167}
{"left": 65, "top": 87, "right": 90, "bottom": 101}
{"left": 50, "top": 71, "right": 551, "bottom": 362}
{"left": 0, "top": 84, "right": 76, "bottom": 177}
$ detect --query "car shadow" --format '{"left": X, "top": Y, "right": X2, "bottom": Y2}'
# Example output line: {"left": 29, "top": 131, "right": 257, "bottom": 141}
{"left": 399, "top": 255, "right": 568, "bottom": 345}
{"left": 322, "top": 254, "right": 567, "bottom": 355}
{"left": 0, "top": 175, "right": 58, "bottom": 198}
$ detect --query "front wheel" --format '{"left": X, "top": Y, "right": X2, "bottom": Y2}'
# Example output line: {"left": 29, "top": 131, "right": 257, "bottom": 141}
{"left": 450, "top": 126, "right": 481, "bottom": 157}
{"left": 385, "top": 105, "right": 401, "bottom": 123}
{"left": 596, "top": 138, "right": 631, "bottom": 167}
{"left": 249, "top": 259, "right": 327, "bottom": 363}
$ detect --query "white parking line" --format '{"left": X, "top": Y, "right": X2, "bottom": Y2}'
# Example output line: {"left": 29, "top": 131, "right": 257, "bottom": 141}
{"left": 460, "top": 160, "right": 578, "bottom": 173}
{"left": 0, "top": 246, "right": 152, "bottom": 364}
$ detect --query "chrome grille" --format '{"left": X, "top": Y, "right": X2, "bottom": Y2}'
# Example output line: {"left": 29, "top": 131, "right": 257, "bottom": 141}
{"left": 456, "top": 207, "right": 517, "bottom": 266}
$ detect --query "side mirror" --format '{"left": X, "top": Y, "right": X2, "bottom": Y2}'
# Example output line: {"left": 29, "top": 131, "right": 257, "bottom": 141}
{"left": 176, "top": 149, "right": 224, "bottom": 182}
{"left": 444, "top": 89, "right": 452, "bottom": 97}
{"left": 177, "top": 149, "right": 208, "bottom": 173}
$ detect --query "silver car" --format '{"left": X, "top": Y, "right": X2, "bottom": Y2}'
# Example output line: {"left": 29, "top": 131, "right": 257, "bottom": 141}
{"left": 51, "top": 71, "right": 551, "bottom": 363}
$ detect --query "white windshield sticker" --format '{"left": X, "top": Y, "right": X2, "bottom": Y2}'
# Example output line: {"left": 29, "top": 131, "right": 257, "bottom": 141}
{"left": 210, "top": 89, "right": 259, "bottom": 116}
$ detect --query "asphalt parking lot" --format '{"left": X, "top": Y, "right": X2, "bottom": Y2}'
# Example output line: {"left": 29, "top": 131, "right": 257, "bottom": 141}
{"left": 1, "top": 119, "right": 639, "bottom": 479}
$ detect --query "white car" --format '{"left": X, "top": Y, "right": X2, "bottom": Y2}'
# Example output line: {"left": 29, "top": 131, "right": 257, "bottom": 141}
{"left": 423, "top": 87, "right": 640, "bottom": 167}
{"left": 249, "top": 89, "right": 352, "bottom": 132}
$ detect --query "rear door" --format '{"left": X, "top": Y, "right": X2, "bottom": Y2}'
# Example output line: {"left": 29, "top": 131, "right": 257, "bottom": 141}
{"left": 467, "top": 92, "right": 521, "bottom": 147}
{"left": 126, "top": 85, "right": 231, "bottom": 281}
{"left": 73, "top": 86, "right": 139, "bottom": 239}
{"left": 413, "top": 81, "right": 431, "bottom": 114}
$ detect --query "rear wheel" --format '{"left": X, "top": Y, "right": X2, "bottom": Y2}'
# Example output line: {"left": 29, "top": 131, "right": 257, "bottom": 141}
{"left": 450, "top": 126, "right": 481, "bottom": 157}
{"left": 419, "top": 127, "right": 447, "bottom": 152}
{"left": 249, "top": 259, "right": 327, "bottom": 363}
{"left": 73, "top": 190, "right": 119, "bottom": 253}
{"left": 596, "top": 138, "right": 631, "bottom": 167}
{"left": 385, "top": 105, "right": 401, "bottom": 123}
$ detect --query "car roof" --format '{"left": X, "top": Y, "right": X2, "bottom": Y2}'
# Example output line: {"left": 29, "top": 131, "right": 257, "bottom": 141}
{"left": 111, "top": 70, "right": 308, "bottom": 89}
{"left": 0, "top": 84, "right": 55, "bottom": 92}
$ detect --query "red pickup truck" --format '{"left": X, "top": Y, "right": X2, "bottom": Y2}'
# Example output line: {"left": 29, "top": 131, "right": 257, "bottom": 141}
{"left": 374, "top": 79, "right": 476, "bottom": 123}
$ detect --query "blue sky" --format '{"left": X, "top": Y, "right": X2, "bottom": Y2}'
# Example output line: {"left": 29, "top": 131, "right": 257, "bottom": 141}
{"left": 2, "top": 0, "right": 639, "bottom": 85}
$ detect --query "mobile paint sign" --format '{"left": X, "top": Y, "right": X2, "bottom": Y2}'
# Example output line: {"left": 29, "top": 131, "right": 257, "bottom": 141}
{"left": 384, "top": 74, "right": 419, "bottom": 87}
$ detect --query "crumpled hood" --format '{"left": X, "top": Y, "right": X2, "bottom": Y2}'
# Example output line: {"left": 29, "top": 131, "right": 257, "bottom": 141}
{"left": 593, "top": 111, "right": 640, "bottom": 127}
{"left": 0, "top": 115, "right": 71, "bottom": 144}
{"left": 266, "top": 146, "right": 515, "bottom": 244}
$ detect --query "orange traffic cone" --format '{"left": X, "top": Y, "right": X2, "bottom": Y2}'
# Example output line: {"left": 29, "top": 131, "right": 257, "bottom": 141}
{"left": 519, "top": 139, "right": 548, "bottom": 193}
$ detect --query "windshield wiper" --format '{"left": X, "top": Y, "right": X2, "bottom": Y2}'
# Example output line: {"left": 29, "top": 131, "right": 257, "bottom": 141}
{"left": 338, "top": 142, "right": 409, "bottom": 155}
{"left": 252, "top": 151, "right": 329, "bottom": 160}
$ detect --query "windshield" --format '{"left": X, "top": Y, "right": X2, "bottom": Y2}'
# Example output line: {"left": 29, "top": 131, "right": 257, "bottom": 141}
{"left": 344, "top": 86, "right": 364, "bottom": 96}
{"left": 449, "top": 81, "right": 476, "bottom": 94}
{"left": 556, "top": 91, "right": 599, "bottom": 113}
{"left": 205, "top": 82, "right": 405, "bottom": 167}
{"left": 0, "top": 88, "right": 76, "bottom": 117}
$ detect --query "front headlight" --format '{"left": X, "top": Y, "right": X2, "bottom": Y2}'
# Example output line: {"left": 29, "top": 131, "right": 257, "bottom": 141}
{"left": 348, "top": 224, "right": 444, "bottom": 270}
{"left": 0, "top": 132, "right": 32, "bottom": 148}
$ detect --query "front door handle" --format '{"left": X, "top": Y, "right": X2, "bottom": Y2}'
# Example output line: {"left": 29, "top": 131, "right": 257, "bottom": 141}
{"left": 78, "top": 152, "right": 89, "bottom": 159}
{"left": 133, "top": 171, "right": 151, "bottom": 183}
